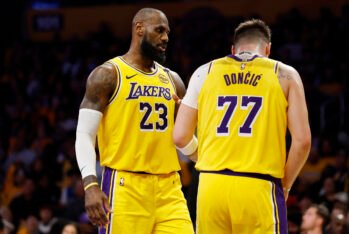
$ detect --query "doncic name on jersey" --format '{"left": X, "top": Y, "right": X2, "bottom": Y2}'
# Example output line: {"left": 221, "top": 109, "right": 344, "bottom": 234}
{"left": 224, "top": 71, "right": 262, "bottom": 87}
{"left": 126, "top": 82, "right": 172, "bottom": 100}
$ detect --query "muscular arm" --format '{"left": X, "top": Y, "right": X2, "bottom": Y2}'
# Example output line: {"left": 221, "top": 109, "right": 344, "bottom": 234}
{"left": 279, "top": 64, "right": 311, "bottom": 196}
{"left": 79, "top": 63, "right": 116, "bottom": 186}
{"left": 80, "top": 63, "right": 116, "bottom": 111}
{"left": 76, "top": 62, "right": 116, "bottom": 226}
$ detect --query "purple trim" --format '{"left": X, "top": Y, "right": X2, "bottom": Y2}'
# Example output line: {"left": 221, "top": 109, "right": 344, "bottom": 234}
{"left": 275, "top": 182, "right": 287, "bottom": 234}
{"left": 207, "top": 62, "right": 213, "bottom": 74}
{"left": 107, "top": 170, "right": 116, "bottom": 234}
{"left": 274, "top": 62, "right": 279, "bottom": 74}
{"left": 108, "top": 62, "right": 122, "bottom": 104}
{"left": 99, "top": 167, "right": 115, "bottom": 234}
{"left": 164, "top": 69, "right": 177, "bottom": 95}
{"left": 118, "top": 56, "right": 158, "bottom": 76}
{"left": 227, "top": 54, "right": 259, "bottom": 62}
{"left": 272, "top": 183, "right": 279, "bottom": 234}
{"left": 200, "top": 169, "right": 281, "bottom": 184}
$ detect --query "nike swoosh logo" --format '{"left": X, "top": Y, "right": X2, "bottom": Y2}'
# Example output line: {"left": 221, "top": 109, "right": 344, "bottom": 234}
{"left": 126, "top": 74, "right": 137, "bottom": 79}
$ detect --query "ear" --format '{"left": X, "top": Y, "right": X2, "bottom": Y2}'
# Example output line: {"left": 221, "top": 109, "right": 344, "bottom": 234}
{"left": 135, "top": 22, "right": 144, "bottom": 36}
{"left": 265, "top": 42, "right": 271, "bottom": 57}
{"left": 231, "top": 45, "right": 236, "bottom": 55}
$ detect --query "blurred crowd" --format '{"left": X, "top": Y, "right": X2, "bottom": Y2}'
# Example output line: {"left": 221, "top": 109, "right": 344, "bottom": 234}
{"left": 0, "top": 4, "right": 348, "bottom": 234}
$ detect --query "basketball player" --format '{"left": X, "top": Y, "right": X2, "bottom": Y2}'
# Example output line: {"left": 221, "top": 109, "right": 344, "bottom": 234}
{"left": 173, "top": 19, "right": 311, "bottom": 233}
{"left": 75, "top": 8, "right": 193, "bottom": 234}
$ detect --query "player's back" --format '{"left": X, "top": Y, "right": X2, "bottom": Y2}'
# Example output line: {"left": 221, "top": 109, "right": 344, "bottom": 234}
{"left": 196, "top": 54, "right": 288, "bottom": 178}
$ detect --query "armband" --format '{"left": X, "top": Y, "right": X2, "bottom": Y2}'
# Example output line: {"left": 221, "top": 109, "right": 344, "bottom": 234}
{"left": 84, "top": 182, "right": 99, "bottom": 191}
{"left": 176, "top": 136, "right": 198, "bottom": 155}
{"left": 75, "top": 108, "right": 102, "bottom": 178}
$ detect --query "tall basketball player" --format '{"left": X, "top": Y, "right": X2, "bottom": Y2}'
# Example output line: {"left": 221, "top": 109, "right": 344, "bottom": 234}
{"left": 75, "top": 8, "right": 193, "bottom": 234}
{"left": 173, "top": 19, "right": 311, "bottom": 234}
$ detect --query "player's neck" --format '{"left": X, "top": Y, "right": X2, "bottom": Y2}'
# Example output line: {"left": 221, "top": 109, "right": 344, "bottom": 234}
{"left": 123, "top": 50, "right": 155, "bottom": 73}
{"left": 235, "top": 44, "right": 263, "bottom": 56}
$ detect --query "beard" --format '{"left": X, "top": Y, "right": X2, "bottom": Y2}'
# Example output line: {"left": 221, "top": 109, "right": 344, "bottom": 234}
{"left": 141, "top": 37, "right": 166, "bottom": 64}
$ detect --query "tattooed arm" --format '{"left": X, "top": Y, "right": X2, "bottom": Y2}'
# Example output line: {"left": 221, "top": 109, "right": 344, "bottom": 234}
{"left": 80, "top": 63, "right": 117, "bottom": 111}
{"left": 278, "top": 63, "right": 311, "bottom": 200}
{"left": 77, "top": 63, "right": 116, "bottom": 226}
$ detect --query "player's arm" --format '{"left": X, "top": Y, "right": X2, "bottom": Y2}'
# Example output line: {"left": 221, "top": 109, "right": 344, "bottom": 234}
{"left": 169, "top": 71, "right": 186, "bottom": 114}
{"left": 173, "top": 104, "right": 198, "bottom": 162}
{"left": 173, "top": 63, "right": 209, "bottom": 162}
{"left": 75, "top": 62, "right": 116, "bottom": 226}
{"left": 280, "top": 64, "right": 311, "bottom": 199}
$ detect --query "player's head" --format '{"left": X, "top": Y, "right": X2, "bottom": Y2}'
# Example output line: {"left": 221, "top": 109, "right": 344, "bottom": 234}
{"left": 232, "top": 19, "right": 271, "bottom": 57}
{"left": 301, "top": 204, "right": 329, "bottom": 232}
{"left": 132, "top": 8, "right": 169, "bottom": 64}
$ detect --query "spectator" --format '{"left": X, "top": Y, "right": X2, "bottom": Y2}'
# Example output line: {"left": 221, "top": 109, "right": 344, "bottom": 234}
{"left": 61, "top": 222, "right": 80, "bottom": 234}
{"left": 301, "top": 204, "right": 329, "bottom": 234}
{"left": 326, "top": 202, "right": 347, "bottom": 234}
{"left": 37, "top": 205, "right": 58, "bottom": 234}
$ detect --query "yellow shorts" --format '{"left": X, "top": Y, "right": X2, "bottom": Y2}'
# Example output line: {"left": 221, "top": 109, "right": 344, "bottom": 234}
{"left": 99, "top": 168, "right": 194, "bottom": 234}
{"left": 197, "top": 170, "right": 287, "bottom": 234}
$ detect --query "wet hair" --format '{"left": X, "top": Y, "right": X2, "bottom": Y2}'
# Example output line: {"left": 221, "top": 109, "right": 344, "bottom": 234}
{"left": 233, "top": 19, "right": 271, "bottom": 45}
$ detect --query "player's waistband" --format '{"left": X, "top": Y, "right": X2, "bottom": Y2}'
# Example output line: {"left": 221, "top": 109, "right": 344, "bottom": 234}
{"left": 200, "top": 169, "right": 281, "bottom": 185}
{"left": 104, "top": 167, "right": 178, "bottom": 175}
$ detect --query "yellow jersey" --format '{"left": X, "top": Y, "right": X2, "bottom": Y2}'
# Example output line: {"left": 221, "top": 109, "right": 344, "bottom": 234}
{"left": 97, "top": 56, "right": 180, "bottom": 174}
{"left": 195, "top": 55, "right": 288, "bottom": 178}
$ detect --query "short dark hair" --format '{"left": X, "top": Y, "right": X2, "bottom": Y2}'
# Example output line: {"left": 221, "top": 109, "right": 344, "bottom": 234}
{"left": 233, "top": 19, "right": 271, "bottom": 45}
{"left": 312, "top": 204, "right": 330, "bottom": 226}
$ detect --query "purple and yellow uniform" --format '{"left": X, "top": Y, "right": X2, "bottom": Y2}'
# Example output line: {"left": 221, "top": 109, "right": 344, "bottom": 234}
{"left": 183, "top": 53, "right": 288, "bottom": 234}
{"left": 98, "top": 56, "right": 193, "bottom": 234}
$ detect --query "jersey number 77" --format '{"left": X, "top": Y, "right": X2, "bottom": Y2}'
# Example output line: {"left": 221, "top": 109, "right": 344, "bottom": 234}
{"left": 217, "top": 95, "right": 263, "bottom": 137}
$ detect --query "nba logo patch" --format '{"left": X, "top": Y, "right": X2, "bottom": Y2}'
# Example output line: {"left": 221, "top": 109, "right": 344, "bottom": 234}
{"left": 120, "top": 177, "right": 125, "bottom": 186}
{"left": 241, "top": 63, "right": 246, "bottom": 70}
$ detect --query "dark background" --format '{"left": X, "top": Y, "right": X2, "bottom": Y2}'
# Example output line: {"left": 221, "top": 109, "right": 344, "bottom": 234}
{"left": 0, "top": 1, "right": 348, "bottom": 233}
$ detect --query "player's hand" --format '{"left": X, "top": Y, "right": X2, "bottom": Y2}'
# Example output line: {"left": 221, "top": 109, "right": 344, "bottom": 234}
{"left": 172, "top": 93, "right": 182, "bottom": 105}
{"left": 85, "top": 185, "right": 111, "bottom": 227}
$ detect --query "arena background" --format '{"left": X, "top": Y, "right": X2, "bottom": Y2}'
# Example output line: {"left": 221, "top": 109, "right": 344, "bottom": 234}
{"left": 0, "top": 0, "right": 348, "bottom": 233}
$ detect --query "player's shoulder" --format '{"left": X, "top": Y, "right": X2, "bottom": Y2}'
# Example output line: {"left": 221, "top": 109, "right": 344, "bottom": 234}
{"left": 84, "top": 62, "right": 117, "bottom": 100}
{"left": 155, "top": 62, "right": 178, "bottom": 77}
{"left": 157, "top": 64, "right": 182, "bottom": 85}
{"left": 277, "top": 61, "right": 299, "bottom": 76}
{"left": 276, "top": 61, "right": 303, "bottom": 85}
{"left": 89, "top": 62, "right": 115, "bottom": 80}
{"left": 207, "top": 56, "right": 233, "bottom": 67}
{"left": 193, "top": 60, "right": 215, "bottom": 76}
{"left": 155, "top": 61, "right": 171, "bottom": 73}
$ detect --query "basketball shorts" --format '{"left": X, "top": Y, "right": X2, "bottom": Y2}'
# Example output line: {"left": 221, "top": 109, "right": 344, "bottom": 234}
{"left": 197, "top": 170, "right": 287, "bottom": 234}
{"left": 99, "top": 167, "right": 194, "bottom": 234}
